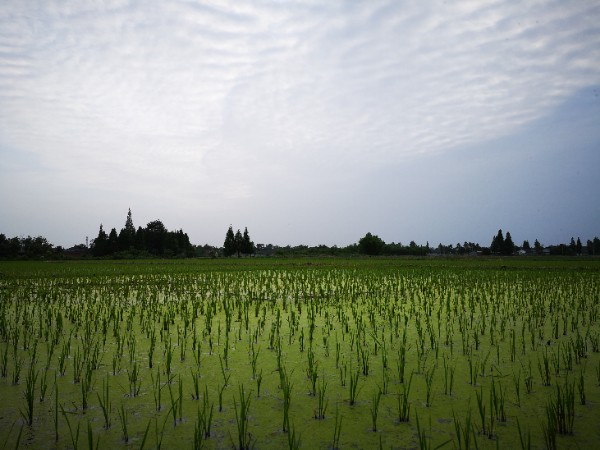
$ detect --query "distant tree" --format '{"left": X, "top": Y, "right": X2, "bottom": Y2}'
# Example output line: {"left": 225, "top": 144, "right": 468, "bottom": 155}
{"left": 522, "top": 240, "right": 531, "bottom": 251}
{"left": 503, "top": 232, "right": 515, "bottom": 255}
{"left": 358, "top": 232, "right": 385, "bottom": 256}
{"left": 0, "top": 234, "right": 20, "bottom": 258}
{"left": 234, "top": 229, "right": 243, "bottom": 257}
{"left": 242, "top": 227, "right": 255, "bottom": 255}
{"left": 576, "top": 237, "right": 582, "bottom": 255}
{"left": 134, "top": 226, "right": 145, "bottom": 251}
{"left": 107, "top": 228, "right": 119, "bottom": 254}
{"left": 145, "top": 220, "right": 167, "bottom": 255}
{"left": 21, "top": 236, "right": 53, "bottom": 258}
{"left": 587, "top": 239, "right": 594, "bottom": 256}
{"left": 593, "top": 237, "right": 600, "bottom": 256}
{"left": 569, "top": 237, "right": 576, "bottom": 253}
{"left": 490, "top": 229, "right": 504, "bottom": 254}
{"left": 92, "top": 224, "right": 108, "bottom": 256}
{"left": 223, "top": 226, "right": 236, "bottom": 257}
{"left": 118, "top": 208, "right": 136, "bottom": 251}
{"left": 534, "top": 239, "right": 543, "bottom": 255}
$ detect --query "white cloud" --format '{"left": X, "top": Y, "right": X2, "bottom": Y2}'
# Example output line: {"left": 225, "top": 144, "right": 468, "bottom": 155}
{"left": 0, "top": 0, "right": 599, "bottom": 245}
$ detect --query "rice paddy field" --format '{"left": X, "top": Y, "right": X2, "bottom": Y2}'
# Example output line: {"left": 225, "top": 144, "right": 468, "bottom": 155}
{"left": 0, "top": 257, "right": 599, "bottom": 449}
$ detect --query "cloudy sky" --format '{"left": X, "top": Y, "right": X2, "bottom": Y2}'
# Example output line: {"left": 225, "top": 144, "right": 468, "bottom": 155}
{"left": 1, "top": 1, "right": 599, "bottom": 248}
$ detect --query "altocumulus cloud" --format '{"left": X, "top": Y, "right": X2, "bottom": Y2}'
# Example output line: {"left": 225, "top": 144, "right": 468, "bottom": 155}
{"left": 0, "top": 0, "right": 599, "bottom": 246}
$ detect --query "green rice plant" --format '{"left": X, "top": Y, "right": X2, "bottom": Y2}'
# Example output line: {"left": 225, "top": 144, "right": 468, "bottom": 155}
{"left": 219, "top": 354, "right": 231, "bottom": 387}
{"left": 148, "top": 327, "right": 156, "bottom": 369}
{"left": 397, "top": 371, "right": 413, "bottom": 422}
{"left": 332, "top": 406, "right": 342, "bottom": 450}
{"left": 538, "top": 347, "right": 551, "bottom": 386}
{"left": 287, "top": 421, "right": 301, "bottom": 450}
{"left": 589, "top": 331, "right": 599, "bottom": 352}
{"left": 167, "top": 381, "right": 178, "bottom": 427}
{"left": 490, "top": 377, "right": 506, "bottom": 422}
{"left": 516, "top": 417, "right": 531, "bottom": 450}
{"left": 339, "top": 360, "right": 347, "bottom": 387}
{"left": 111, "top": 353, "right": 121, "bottom": 376}
{"left": 201, "top": 385, "right": 214, "bottom": 437}
{"left": 164, "top": 338, "right": 173, "bottom": 377}
{"left": 510, "top": 328, "right": 516, "bottom": 362}
{"left": 191, "top": 369, "right": 200, "bottom": 400}
{"left": 60, "top": 404, "right": 81, "bottom": 450}
{"left": 233, "top": 384, "right": 253, "bottom": 450}
{"left": 306, "top": 346, "right": 318, "bottom": 395}
{"left": 178, "top": 374, "right": 184, "bottom": 422}
{"left": 280, "top": 366, "right": 293, "bottom": 433}
{"left": 250, "top": 344, "right": 260, "bottom": 379}
{"left": 193, "top": 414, "right": 206, "bottom": 450}
{"left": 443, "top": 356, "right": 454, "bottom": 396}
{"left": 415, "top": 410, "right": 449, "bottom": 450}
{"left": 360, "top": 345, "right": 370, "bottom": 376}
{"left": 39, "top": 368, "right": 48, "bottom": 403}
{"left": 562, "top": 341, "right": 574, "bottom": 371}
{"left": 1, "top": 344, "right": 9, "bottom": 378}
{"left": 542, "top": 401, "right": 557, "bottom": 450}
{"left": 370, "top": 386, "right": 382, "bottom": 432}
{"left": 480, "top": 350, "right": 491, "bottom": 378}
{"left": 151, "top": 366, "right": 162, "bottom": 411}
{"left": 255, "top": 369, "right": 263, "bottom": 398}
{"left": 512, "top": 370, "right": 521, "bottom": 407}
{"left": 54, "top": 375, "right": 59, "bottom": 442}
{"left": 154, "top": 403, "right": 175, "bottom": 450}
{"left": 127, "top": 361, "right": 141, "bottom": 397}
{"left": 452, "top": 408, "right": 473, "bottom": 450}
{"left": 117, "top": 403, "right": 129, "bottom": 443}
{"left": 97, "top": 374, "right": 112, "bottom": 429}
{"left": 524, "top": 361, "right": 533, "bottom": 394}
{"left": 86, "top": 420, "right": 100, "bottom": 450}
{"left": 72, "top": 346, "right": 83, "bottom": 384}
{"left": 1, "top": 421, "right": 24, "bottom": 450}
{"left": 348, "top": 367, "right": 361, "bottom": 405}
{"left": 58, "top": 343, "right": 69, "bottom": 377}
{"left": 425, "top": 364, "right": 436, "bottom": 407}
{"left": 11, "top": 350, "right": 22, "bottom": 385}
{"left": 218, "top": 382, "right": 226, "bottom": 411}
{"left": 314, "top": 373, "right": 328, "bottom": 419}
{"left": 468, "top": 357, "right": 478, "bottom": 386}
{"left": 552, "top": 378, "right": 575, "bottom": 435}
{"left": 140, "top": 419, "right": 151, "bottom": 450}
{"left": 21, "top": 360, "right": 38, "bottom": 425}
{"left": 475, "top": 387, "right": 487, "bottom": 436}
{"left": 578, "top": 369, "right": 586, "bottom": 405}
{"left": 381, "top": 365, "right": 389, "bottom": 395}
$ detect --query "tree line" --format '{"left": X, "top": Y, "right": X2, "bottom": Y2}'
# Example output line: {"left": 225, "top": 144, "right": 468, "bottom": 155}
{"left": 90, "top": 209, "right": 194, "bottom": 257}
{"left": 1, "top": 212, "right": 599, "bottom": 259}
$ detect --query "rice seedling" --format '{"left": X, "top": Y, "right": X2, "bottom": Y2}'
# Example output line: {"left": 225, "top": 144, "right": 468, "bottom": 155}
{"left": 117, "top": 403, "right": 129, "bottom": 442}
{"left": 21, "top": 360, "right": 38, "bottom": 425}
{"left": 370, "top": 386, "right": 382, "bottom": 431}
{"left": 397, "top": 371, "right": 413, "bottom": 422}
{"left": 516, "top": 417, "right": 531, "bottom": 450}
{"left": 233, "top": 384, "right": 253, "bottom": 450}
{"left": 287, "top": 421, "right": 301, "bottom": 450}
{"left": 60, "top": 404, "right": 81, "bottom": 450}
{"left": 424, "top": 364, "right": 436, "bottom": 407}
{"left": 280, "top": 366, "right": 293, "bottom": 433}
{"left": 348, "top": 367, "right": 361, "bottom": 405}
{"left": 332, "top": 406, "right": 342, "bottom": 450}
{"left": 97, "top": 374, "right": 112, "bottom": 429}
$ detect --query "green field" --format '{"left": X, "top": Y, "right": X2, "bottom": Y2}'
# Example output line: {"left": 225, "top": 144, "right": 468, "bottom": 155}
{"left": 0, "top": 257, "right": 599, "bottom": 449}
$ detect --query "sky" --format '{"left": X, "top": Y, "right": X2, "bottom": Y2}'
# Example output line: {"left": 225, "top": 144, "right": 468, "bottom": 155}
{"left": 0, "top": 0, "right": 599, "bottom": 248}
